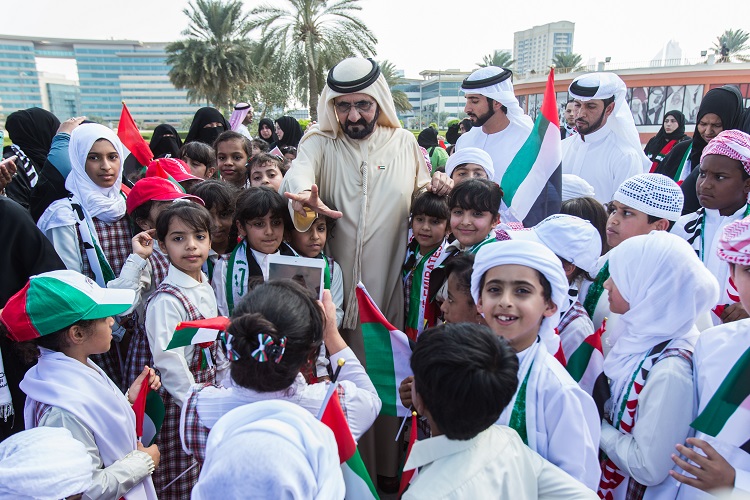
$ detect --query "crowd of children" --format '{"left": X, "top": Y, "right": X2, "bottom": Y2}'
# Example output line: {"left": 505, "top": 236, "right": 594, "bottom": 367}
{"left": 3, "top": 112, "right": 750, "bottom": 499}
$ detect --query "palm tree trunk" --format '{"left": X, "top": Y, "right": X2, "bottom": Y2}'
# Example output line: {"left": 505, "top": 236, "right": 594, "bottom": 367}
{"left": 305, "top": 38, "right": 319, "bottom": 121}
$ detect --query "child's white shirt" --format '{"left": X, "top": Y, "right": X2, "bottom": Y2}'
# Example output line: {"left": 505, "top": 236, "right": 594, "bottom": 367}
{"left": 145, "top": 265, "right": 218, "bottom": 408}
{"left": 497, "top": 341, "right": 602, "bottom": 490}
{"left": 677, "top": 319, "right": 750, "bottom": 499}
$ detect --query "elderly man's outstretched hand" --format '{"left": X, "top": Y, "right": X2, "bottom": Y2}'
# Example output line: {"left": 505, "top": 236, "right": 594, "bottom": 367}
{"left": 285, "top": 184, "right": 343, "bottom": 220}
{"left": 430, "top": 171, "right": 454, "bottom": 196}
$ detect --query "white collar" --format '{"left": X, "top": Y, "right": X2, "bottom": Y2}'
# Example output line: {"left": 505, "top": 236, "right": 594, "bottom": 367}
{"left": 578, "top": 120, "right": 612, "bottom": 144}
{"left": 167, "top": 264, "right": 205, "bottom": 287}
{"left": 404, "top": 428, "right": 486, "bottom": 470}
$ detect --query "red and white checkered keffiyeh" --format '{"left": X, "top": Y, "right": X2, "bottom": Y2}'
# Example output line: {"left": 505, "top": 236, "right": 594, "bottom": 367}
{"left": 701, "top": 129, "right": 750, "bottom": 175}
{"left": 718, "top": 216, "right": 750, "bottom": 265}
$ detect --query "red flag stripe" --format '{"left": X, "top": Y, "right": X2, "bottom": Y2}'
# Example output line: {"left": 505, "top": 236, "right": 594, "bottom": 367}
{"left": 118, "top": 102, "right": 154, "bottom": 166}
{"left": 540, "top": 68, "right": 560, "bottom": 127}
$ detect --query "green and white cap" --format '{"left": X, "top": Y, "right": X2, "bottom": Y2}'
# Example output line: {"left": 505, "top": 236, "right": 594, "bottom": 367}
{"left": 0, "top": 270, "right": 135, "bottom": 342}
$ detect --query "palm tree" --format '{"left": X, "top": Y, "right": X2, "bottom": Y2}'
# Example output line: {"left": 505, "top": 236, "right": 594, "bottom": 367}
{"left": 552, "top": 52, "right": 584, "bottom": 73}
{"left": 379, "top": 60, "right": 412, "bottom": 113}
{"left": 166, "top": 0, "right": 256, "bottom": 110}
{"left": 477, "top": 50, "right": 515, "bottom": 69}
{"left": 248, "top": 0, "right": 377, "bottom": 121}
{"left": 713, "top": 29, "right": 750, "bottom": 62}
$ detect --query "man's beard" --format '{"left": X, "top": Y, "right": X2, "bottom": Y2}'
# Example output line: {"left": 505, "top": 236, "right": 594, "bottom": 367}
{"left": 343, "top": 108, "right": 380, "bottom": 139}
{"left": 469, "top": 106, "right": 495, "bottom": 127}
{"left": 576, "top": 109, "right": 606, "bottom": 136}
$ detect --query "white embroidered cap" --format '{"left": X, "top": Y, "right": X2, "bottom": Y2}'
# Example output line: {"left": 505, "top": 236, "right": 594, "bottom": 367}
{"left": 612, "top": 173, "right": 684, "bottom": 222}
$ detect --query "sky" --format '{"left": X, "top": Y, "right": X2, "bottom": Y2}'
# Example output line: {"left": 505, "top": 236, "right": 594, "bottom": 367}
{"left": 4, "top": 0, "right": 749, "bottom": 80}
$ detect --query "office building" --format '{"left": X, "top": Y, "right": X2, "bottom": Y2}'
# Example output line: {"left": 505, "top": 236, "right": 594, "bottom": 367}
{"left": 0, "top": 34, "right": 200, "bottom": 127}
{"left": 513, "top": 21, "right": 575, "bottom": 76}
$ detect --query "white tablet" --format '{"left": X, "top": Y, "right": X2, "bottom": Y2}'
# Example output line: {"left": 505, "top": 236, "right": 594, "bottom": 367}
{"left": 266, "top": 254, "right": 325, "bottom": 300}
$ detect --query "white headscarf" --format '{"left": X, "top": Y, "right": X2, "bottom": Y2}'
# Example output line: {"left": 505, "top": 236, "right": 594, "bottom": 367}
{"left": 192, "top": 400, "right": 344, "bottom": 500}
{"left": 313, "top": 57, "right": 400, "bottom": 140}
{"left": 561, "top": 174, "right": 596, "bottom": 201}
{"left": 460, "top": 66, "right": 534, "bottom": 129}
{"left": 0, "top": 426, "right": 93, "bottom": 500}
{"left": 605, "top": 231, "right": 719, "bottom": 403}
{"left": 568, "top": 72, "right": 651, "bottom": 171}
{"left": 445, "top": 147, "right": 495, "bottom": 179}
{"left": 471, "top": 240, "right": 569, "bottom": 353}
{"left": 65, "top": 123, "right": 126, "bottom": 222}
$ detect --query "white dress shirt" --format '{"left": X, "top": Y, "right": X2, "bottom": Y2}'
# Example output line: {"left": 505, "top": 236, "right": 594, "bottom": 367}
{"left": 677, "top": 320, "right": 750, "bottom": 499}
{"left": 145, "top": 265, "right": 218, "bottom": 408}
{"left": 403, "top": 425, "right": 598, "bottom": 499}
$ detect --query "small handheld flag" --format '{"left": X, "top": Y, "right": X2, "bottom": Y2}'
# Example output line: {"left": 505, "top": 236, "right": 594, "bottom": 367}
{"left": 117, "top": 102, "right": 154, "bottom": 166}
{"left": 356, "top": 282, "right": 413, "bottom": 417}
{"left": 318, "top": 382, "right": 379, "bottom": 499}
{"left": 166, "top": 317, "right": 231, "bottom": 369}
{"left": 398, "top": 411, "right": 419, "bottom": 496}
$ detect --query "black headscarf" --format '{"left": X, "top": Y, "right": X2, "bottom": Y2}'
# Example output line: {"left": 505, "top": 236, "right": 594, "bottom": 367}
{"left": 185, "top": 107, "right": 230, "bottom": 146}
{"left": 273, "top": 116, "right": 303, "bottom": 148}
{"left": 417, "top": 127, "right": 439, "bottom": 149}
{"left": 689, "top": 85, "right": 744, "bottom": 166}
{"left": 643, "top": 110, "right": 688, "bottom": 161}
{"left": 257, "top": 117, "right": 278, "bottom": 145}
{"left": 150, "top": 124, "right": 183, "bottom": 158}
{"left": 5, "top": 108, "right": 60, "bottom": 169}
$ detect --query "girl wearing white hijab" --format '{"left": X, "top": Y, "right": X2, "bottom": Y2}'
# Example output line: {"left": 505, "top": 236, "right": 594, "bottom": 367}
{"left": 600, "top": 231, "right": 719, "bottom": 500}
{"left": 192, "top": 400, "right": 344, "bottom": 500}
{"left": 470, "top": 240, "right": 601, "bottom": 490}
{"left": 37, "top": 123, "right": 131, "bottom": 287}
{"left": 37, "top": 123, "right": 139, "bottom": 389}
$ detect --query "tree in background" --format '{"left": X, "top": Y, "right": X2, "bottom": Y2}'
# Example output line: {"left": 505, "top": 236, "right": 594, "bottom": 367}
{"left": 552, "top": 53, "right": 585, "bottom": 73}
{"left": 714, "top": 29, "right": 750, "bottom": 62}
{"left": 477, "top": 50, "right": 515, "bottom": 69}
{"left": 166, "top": 0, "right": 256, "bottom": 111}
{"left": 248, "top": 0, "right": 377, "bottom": 121}
{"left": 379, "top": 60, "right": 412, "bottom": 113}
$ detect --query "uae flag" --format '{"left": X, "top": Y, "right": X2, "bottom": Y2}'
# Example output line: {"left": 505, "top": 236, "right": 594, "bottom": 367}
{"left": 132, "top": 375, "right": 165, "bottom": 446}
{"left": 398, "top": 411, "right": 419, "bottom": 496}
{"left": 117, "top": 102, "right": 153, "bottom": 166}
{"left": 564, "top": 318, "right": 609, "bottom": 418}
{"left": 691, "top": 346, "right": 750, "bottom": 452}
{"left": 165, "top": 317, "right": 230, "bottom": 350}
{"left": 356, "top": 282, "right": 413, "bottom": 417}
{"left": 501, "top": 68, "right": 562, "bottom": 222}
{"left": 318, "top": 382, "right": 379, "bottom": 499}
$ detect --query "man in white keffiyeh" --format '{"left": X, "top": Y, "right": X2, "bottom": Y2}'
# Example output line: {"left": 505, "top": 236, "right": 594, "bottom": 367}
{"left": 562, "top": 72, "right": 650, "bottom": 204}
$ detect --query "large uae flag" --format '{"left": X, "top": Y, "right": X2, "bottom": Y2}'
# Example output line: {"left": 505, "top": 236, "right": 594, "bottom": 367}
{"left": 501, "top": 68, "right": 562, "bottom": 222}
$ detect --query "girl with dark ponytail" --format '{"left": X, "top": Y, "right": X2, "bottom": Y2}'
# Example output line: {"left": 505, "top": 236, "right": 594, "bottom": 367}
{"left": 180, "top": 280, "right": 381, "bottom": 464}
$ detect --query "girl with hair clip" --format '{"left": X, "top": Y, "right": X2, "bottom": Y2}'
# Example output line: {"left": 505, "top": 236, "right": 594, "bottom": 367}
{"left": 180, "top": 280, "right": 382, "bottom": 464}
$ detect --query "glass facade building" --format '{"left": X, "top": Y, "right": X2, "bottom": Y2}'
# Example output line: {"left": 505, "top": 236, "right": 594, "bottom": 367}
{"left": 0, "top": 35, "right": 200, "bottom": 126}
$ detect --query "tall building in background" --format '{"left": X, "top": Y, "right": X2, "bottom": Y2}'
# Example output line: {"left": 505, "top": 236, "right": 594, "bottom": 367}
{"left": 0, "top": 34, "right": 201, "bottom": 127}
{"left": 38, "top": 72, "right": 79, "bottom": 120}
{"left": 0, "top": 39, "right": 43, "bottom": 118}
{"left": 514, "top": 21, "right": 575, "bottom": 76}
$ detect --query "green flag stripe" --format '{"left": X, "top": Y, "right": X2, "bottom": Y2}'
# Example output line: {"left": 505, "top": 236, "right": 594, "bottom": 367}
{"left": 165, "top": 327, "right": 199, "bottom": 350}
{"left": 692, "top": 346, "right": 750, "bottom": 436}
{"left": 501, "top": 114, "right": 550, "bottom": 205}
{"left": 346, "top": 448, "right": 379, "bottom": 498}
{"left": 361, "top": 322, "right": 398, "bottom": 416}
{"left": 565, "top": 341, "right": 595, "bottom": 383}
